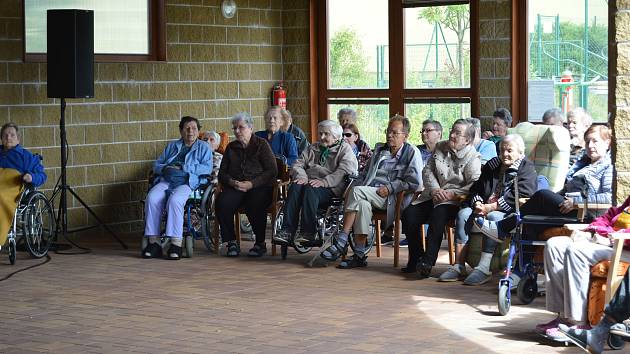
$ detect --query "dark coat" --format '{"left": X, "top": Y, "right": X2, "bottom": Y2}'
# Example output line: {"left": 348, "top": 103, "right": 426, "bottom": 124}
{"left": 218, "top": 134, "right": 278, "bottom": 188}
{"left": 466, "top": 156, "right": 538, "bottom": 213}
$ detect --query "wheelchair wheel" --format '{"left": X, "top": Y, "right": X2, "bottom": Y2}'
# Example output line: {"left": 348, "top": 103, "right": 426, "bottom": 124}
{"left": 498, "top": 283, "right": 511, "bottom": 316}
{"left": 608, "top": 334, "right": 626, "bottom": 350}
{"left": 23, "top": 191, "right": 54, "bottom": 258}
{"left": 201, "top": 193, "right": 216, "bottom": 252}
{"left": 8, "top": 238, "right": 16, "bottom": 265}
{"left": 184, "top": 235, "right": 193, "bottom": 258}
{"left": 517, "top": 276, "right": 538, "bottom": 305}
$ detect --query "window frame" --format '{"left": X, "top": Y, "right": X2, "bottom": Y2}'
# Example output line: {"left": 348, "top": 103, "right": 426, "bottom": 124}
{"left": 513, "top": 0, "right": 613, "bottom": 124}
{"left": 310, "top": 0, "right": 479, "bottom": 137}
{"left": 22, "top": 0, "right": 166, "bottom": 62}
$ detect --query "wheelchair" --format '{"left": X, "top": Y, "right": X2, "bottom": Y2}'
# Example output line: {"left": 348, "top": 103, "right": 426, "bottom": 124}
{"left": 141, "top": 175, "right": 215, "bottom": 258}
{"left": 4, "top": 185, "right": 54, "bottom": 265}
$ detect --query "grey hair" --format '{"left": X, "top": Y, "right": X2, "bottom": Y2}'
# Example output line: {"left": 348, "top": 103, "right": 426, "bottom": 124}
{"left": 231, "top": 112, "right": 254, "bottom": 128}
{"left": 337, "top": 108, "right": 357, "bottom": 122}
{"left": 452, "top": 118, "right": 476, "bottom": 144}
{"left": 318, "top": 119, "right": 343, "bottom": 140}
{"left": 566, "top": 107, "right": 593, "bottom": 127}
{"left": 500, "top": 134, "right": 525, "bottom": 155}
{"left": 422, "top": 119, "right": 443, "bottom": 136}
{"left": 1, "top": 122, "right": 19, "bottom": 137}
{"left": 465, "top": 117, "right": 481, "bottom": 138}
{"left": 542, "top": 108, "right": 565, "bottom": 125}
{"left": 207, "top": 130, "right": 221, "bottom": 145}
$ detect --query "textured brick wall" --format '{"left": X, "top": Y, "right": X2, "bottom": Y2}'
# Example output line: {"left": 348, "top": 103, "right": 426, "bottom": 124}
{"left": 0, "top": 0, "right": 311, "bottom": 233}
{"left": 612, "top": 0, "right": 630, "bottom": 202}
{"left": 478, "top": 0, "right": 512, "bottom": 124}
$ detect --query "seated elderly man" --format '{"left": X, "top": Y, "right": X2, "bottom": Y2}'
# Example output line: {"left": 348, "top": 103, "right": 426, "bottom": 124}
{"left": 143, "top": 116, "right": 213, "bottom": 260}
{"left": 320, "top": 114, "right": 423, "bottom": 268}
{"left": 438, "top": 134, "right": 537, "bottom": 285}
{"left": 542, "top": 107, "right": 565, "bottom": 126}
{"left": 0, "top": 122, "right": 47, "bottom": 248}
{"left": 274, "top": 120, "right": 357, "bottom": 245}
{"left": 337, "top": 108, "right": 358, "bottom": 126}
{"left": 466, "top": 117, "right": 497, "bottom": 165}
{"left": 256, "top": 106, "right": 298, "bottom": 166}
{"left": 566, "top": 108, "right": 593, "bottom": 165}
{"left": 281, "top": 109, "right": 310, "bottom": 156}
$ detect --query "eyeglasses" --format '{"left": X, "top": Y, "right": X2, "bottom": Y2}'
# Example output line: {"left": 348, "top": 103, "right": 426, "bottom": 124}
{"left": 422, "top": 128, "right": 437, "bottom": 133}
{"left": 384, "top": 129, "right": 406, "bottom": 136}
{"left": 343, "top": 133, "right": 354, "bottom": 137}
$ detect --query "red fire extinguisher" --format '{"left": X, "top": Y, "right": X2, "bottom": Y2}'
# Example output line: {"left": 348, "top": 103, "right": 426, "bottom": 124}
{"left": 272, "top": 81, "right": 287, "bottom": 109}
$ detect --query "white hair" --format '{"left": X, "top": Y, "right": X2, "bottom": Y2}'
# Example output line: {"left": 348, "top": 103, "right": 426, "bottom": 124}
{"left": 500, "top": 134, "right": 525, "bottom": 154}
{"left": 207, "top": 130, "right": 221, "bottom": 145}
{"left": 231, "top": 112, "right": 254, "bottom": 128}
{"left": 318, "top": 119, "right": 343, "bottom": 140}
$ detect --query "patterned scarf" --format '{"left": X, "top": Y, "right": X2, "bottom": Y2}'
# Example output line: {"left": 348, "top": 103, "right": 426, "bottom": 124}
{"left": 319, "top": 140, "right": 342, "bottom": 165}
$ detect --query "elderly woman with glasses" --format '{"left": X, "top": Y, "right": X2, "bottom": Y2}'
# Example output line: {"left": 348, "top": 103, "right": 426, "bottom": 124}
{"left": 320, "top": 115, "right": 424, "bottom": 269}
{"left": 256, "top": 106, "right": 298, "bottom": 166}
{"left": 274, "top": 120, "right": 358, "bottom": 245}
{"left": 342, "top": 123, "right": 372, "bottom": 173}
{"left": 418, "top": 119, "right": 443, "bottom": 166}
{"left": 216, "top": 112, "right": 278, "bottom": 258}
{"left": 401, "top": 118, "right": 482, "bottom": 278}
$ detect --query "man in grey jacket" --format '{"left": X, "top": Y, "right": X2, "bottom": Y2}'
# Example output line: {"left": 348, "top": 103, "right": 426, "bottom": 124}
{"left": 320, "top": 115, "right": 424, "bottom": 268}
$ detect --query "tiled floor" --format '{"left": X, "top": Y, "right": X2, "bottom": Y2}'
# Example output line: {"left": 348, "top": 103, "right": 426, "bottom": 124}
{"left": 0, "top": 235, "right": 588, "bottom": 354}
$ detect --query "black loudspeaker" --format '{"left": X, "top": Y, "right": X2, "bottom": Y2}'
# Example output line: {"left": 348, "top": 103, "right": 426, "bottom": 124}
{"left": 47, "top": 9, "right": 94, "bottom": 98}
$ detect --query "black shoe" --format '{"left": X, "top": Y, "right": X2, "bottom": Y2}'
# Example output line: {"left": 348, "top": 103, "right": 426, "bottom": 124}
{"left": 416, "top": 261, "right": 432, "bottom": 279}
{"left": 166, "top": 244, "right": 182, "bottom": 260}
{"left": 401, "top": 265, "right": 416, "bottom": 273}
{"left": 380, "top": 234, "right": 394, "bottom": 245}
{"left": 142, "top": 242, "right": 162, "bottom": 259}
{"left": 248, "top": 242, "right": 267, "bottom": 257}
{"left": 337, "top": 254, "right": 368, "bottom": 269}
{"left": 225, "top": 241, "right": 240, "bottom": 257}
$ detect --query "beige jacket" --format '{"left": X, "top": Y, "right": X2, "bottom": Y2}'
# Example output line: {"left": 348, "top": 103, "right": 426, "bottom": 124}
{"left": 291, "top": 141, "right": 358, "bottom": 196}
{"left": 414, "top": 140, "right": 481, "bottom": 204}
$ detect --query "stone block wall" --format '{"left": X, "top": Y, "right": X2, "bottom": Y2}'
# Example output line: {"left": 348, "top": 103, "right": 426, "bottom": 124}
{"left": 0, "top": 0, "right": 311, "bottom": 233}
{"left": 612, "top": 1, "right": 630, "bottom": 202}
{"left": 478, "top": 0, "right": 512, "bottom": 126}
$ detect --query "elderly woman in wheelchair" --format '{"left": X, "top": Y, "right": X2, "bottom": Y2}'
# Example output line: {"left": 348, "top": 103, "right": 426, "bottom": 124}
{"left": 143, "top": 116, "right": 213, "bottom": 260}
{"left": 0, "top": 122, "right": 48, "bottom": 264}
{"left": 273, "top": 120, "right": 357, "bottom": 247}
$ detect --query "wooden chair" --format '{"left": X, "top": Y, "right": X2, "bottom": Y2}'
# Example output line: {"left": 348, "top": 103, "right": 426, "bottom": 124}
{"left": 587, "top": 233, "right": 630, "bottom": 325}
{"left": 212, "top": 157, "right": 290, "bottom": 255}
{"left": 419, "top": 220, "right": 456, "bottom": 266}
{"left": 372, "top": 191, "right": 406, "bottom": 267}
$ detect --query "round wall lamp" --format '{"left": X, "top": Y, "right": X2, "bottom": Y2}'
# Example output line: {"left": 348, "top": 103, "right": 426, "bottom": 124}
{"left": 222, "top": 0, "right": 237, "bottom": 19}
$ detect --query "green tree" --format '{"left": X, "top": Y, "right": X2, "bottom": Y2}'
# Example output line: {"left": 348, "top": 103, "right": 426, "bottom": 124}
{"left": 418, "top": 5, "right": 470, "bottom": 87}
{"left": 329, "top": 27, "right": 369, "bottom": 88}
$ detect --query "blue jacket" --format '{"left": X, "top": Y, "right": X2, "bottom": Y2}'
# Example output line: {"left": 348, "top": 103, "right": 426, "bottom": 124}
{"left": 255, "top": 130, "right": 298, "bottom": 166}
{"left": 475, "top": 139, "right": 498, "bottom": 165}
{"left": 153, "top": 139, "right": 212, "bottom": 190}
{"left": 0, "top": 144, "right": 47, "bottom": 187}
{"left": 563, "top": 153, "right": 613, "bottom": 204}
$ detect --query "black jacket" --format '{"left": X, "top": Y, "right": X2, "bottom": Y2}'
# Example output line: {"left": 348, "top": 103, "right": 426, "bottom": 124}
{"left": 466, "top": 156, "right": 538, "bottom": 213}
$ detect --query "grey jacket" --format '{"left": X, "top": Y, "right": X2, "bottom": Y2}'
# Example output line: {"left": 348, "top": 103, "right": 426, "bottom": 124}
{"left": 291, "top": 141, "right": 358, "bottom": 196}
{"left": 357, "top": 142, "right": 424, "bottom": 228}
{"left": 415, "top": 140, "right": 481, "bottom": 205}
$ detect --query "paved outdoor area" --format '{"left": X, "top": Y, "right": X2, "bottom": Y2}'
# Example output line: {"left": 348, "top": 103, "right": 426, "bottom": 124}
{"left": 0, "top": 234, "right": 593, "bottom": 354}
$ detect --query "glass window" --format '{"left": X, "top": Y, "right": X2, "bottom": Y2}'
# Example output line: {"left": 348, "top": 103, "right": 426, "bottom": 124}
{"left": 404, "top": 5, "right": 470, "bottom": 89}
{"left": 527, "top": 0, "right": 608, "bottom": 122}
{"left": 327, "top": 0, "right": 388, "bottom": 89}
{"left": 405, "top": 102, "right": 471, "bottom": 145}
{"left": 328, "top": 102, "right": 389, "bottom": 147}
{"left": 24, "top": 0, "right": 164, "bottom": 61}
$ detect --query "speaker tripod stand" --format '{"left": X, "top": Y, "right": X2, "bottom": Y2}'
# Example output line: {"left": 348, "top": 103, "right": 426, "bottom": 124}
{"left": 50, "top": 98, "right": 128, "bottom": 249}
